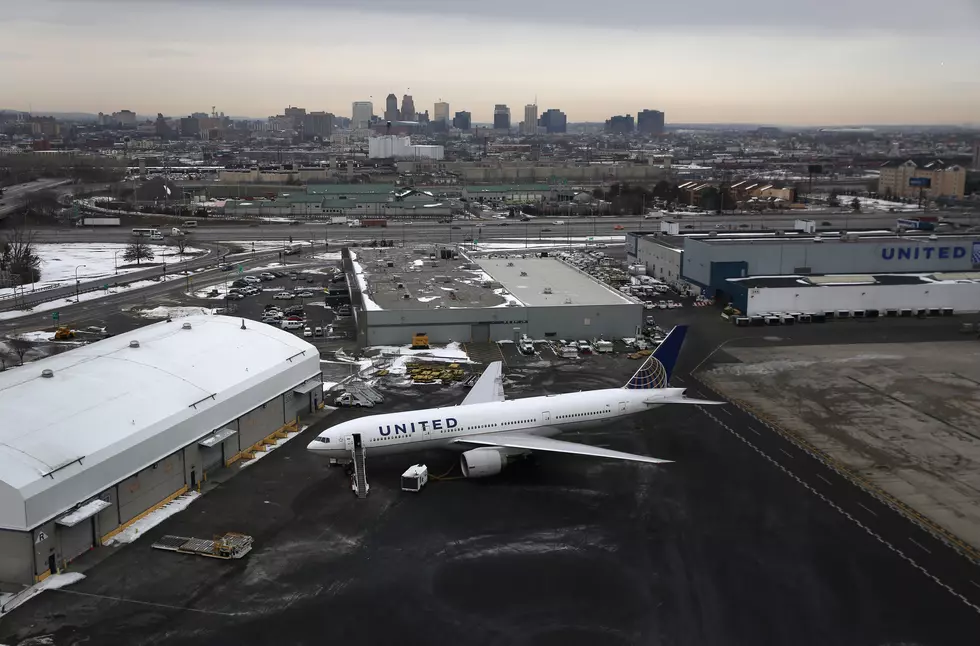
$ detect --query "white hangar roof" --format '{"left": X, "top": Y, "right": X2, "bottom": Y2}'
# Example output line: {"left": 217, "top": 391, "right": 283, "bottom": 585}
{"left": 0, "top": 315, "right": 320, "bottom": 532}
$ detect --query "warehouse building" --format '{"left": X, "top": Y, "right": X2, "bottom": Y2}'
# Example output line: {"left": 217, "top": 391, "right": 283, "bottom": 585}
{"left": 0, "top": 316, "right": 321, "bottom": 589}
{"left": 346, "top": 247, "right": 642, "bottom": 345}
{"left": 627, "top": 230, "right": 980, "bottom": 316}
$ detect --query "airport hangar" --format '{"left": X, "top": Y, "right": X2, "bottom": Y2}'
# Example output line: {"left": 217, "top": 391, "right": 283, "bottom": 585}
{"left": 627, "top": 230, "right": 980, "bottom": 316}
{"left": 344, "top": 247, "right": 643, "bottom": 345}
{"left": 0, "top": 316, "right": 322, "bottom": 590}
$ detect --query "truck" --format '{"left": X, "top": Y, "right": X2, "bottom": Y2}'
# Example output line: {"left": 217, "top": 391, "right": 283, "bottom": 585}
{"left": 896, "top": 218, "right": 935, "bottom": 231}
{"left": 77, "top": 217, "right": 121, "bottom": 227}
{"left": 333, "top": 392, "right": 375, "bottom": 408}
{"left": 349, "top": 218, "right": 387, "bottom": 228}
{"left": 284, "top": 242, "right": 303, "bottom": 256}
{"left": 328, "top": 216, "right": 348, "bottom": 225}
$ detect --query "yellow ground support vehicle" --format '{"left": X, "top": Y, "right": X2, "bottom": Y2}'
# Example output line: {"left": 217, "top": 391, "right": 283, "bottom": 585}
{"left": 54, "top": 327, "right": 75, "bottom": 341}
{"left": 411, "top": 332, "right": 429, "bottom": 349}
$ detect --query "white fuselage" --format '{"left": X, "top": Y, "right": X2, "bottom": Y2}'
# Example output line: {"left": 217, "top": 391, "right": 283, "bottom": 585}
{"left": 308, "top": 387, "right": 686, "bottom": 460}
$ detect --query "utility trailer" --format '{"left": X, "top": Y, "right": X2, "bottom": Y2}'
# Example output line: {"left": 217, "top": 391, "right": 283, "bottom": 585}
{"left": 152, "top": 533, "right": 253, "bottom": 559}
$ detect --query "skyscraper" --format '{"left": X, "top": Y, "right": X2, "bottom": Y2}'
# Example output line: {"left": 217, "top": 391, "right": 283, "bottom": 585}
{"left": 522, "top": 104, "right": 538, "bottom": 135}
{"left": 384, "top": 94, "right": 399, "bottom": 122}
{"left": 453, "top": 111, "right": 472, "bottom": 130}
{"left": 637, "top": 109, "right": 665, "bottom": 135}
{"left": 303, "top": 112, "right": 334, "bottom": 139}
{"left": 493, "top": 104, "right": 511, "bottom": 130}
{"left": 352, "top": 101, "right": 373, "bottom": 129}
{"left": 605, "top": 114, "right": 635, "bottom": 134}
{"left": 538, "top": 109, "right": 567, "bottom": 134}
{"left": 433, "top": 101, "right": 450, "bottom": 124}
{"left": 401, "top": 95, "right": 416, "bottom": 121}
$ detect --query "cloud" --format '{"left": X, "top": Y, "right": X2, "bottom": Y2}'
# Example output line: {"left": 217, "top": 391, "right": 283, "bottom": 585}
{"left": 57, "top": 0, "right": 980, "bottom": 32}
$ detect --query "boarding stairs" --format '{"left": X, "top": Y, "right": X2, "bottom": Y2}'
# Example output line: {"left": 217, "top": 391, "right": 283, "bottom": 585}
{"left": 349, "top": 433, "right": 370, "bottom": 498}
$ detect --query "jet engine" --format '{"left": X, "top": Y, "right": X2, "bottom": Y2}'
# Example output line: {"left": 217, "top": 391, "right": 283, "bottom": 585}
{"left": 460, "top": 448, "right": 507, "bottom": 478}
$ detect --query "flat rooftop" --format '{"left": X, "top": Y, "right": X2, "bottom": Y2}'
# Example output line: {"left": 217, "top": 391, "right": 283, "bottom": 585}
{"left": 351, "top": 247, "right": 519, "bottom": 311}
{"left": 476, "top": 256, "right": 632, "bottom": 307}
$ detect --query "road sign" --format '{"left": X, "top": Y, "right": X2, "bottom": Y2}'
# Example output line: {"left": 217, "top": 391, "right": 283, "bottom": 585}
{"left": 52, "top": 312, "right": 59, "bottom": 321}
{"left": 238, "top": 265, "right": 243, "bottom": 274}
{"left": 909, "top": 177, "right": 932, "bottom": 188}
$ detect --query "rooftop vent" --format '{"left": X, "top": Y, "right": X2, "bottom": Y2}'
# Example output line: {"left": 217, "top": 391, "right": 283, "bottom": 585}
{"left": 507, "top": 262, "right": 515, "bottom": 267}
{"left": 520, "top": 271, "right": 528, "bottom": 277}
{"left": 928, "top": 234, "right": 938, "bottom": 241}
{"left": 41, "top": 369, "right": 54, "bottom": 378}
{"left": 543, "top": 287, "right": 553, "bottom": 294}
{"left": 129, "top": 340, "right": 140, "bottom": 348}
{"left": 182, "top": 322, "right": 192, "bottom": 330}
{"left": 813, "top": 235, "right": 823, "bottom": 243}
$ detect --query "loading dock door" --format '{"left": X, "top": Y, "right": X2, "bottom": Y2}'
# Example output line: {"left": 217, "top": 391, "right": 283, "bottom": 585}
{"left": 471, "top": 324, "right": 490, "bottom": 343}
{"left": 59, "top": 520, "right": 95, "bottom": 563}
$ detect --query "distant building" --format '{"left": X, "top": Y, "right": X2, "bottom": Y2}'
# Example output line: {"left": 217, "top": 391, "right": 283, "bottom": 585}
{"left": 493, "top": 104, "right": 511, "bottom": 130}
{"left": 385, "top": 94, "right": 399, "bottom": 122}
{"left": 538, "top": 108, "right": 567, "bottom": 134}
{"left": 284, "top": 106, "right": 306, "bottom": 130}
{"left": 605, "top": 114, "right": 634, "bottom": 134}
{"left": 521, "top": 104, "right": 538, "bottom": 135}
{"left": 878, "top": 159, "right": 967, "bottom": 199}
{"left": 105, "top": 110, "right": 137, "bottom": 128}
{"left": 368, "top": 135, "right": 444, "bottom": 160}
{"left": 972, "top": 142, "right": 980, "bottom": 171}
{"left": 352, "top": 101, "right": 373, "bottom": 129}
{"left": 303, "top": 111, "right": 333, "bottom": 139}
{"left": 637, "top": 109, "right": 665, "bottom": 135}
{"left": 433, "top": 102, "right": 450, "bottom": 124}
{"left": 179, "top": 116, "right": 200, "bottom": 137}
{"left": 453, "top": 111, "right": 472, "bottom": 130}
{"left": 401, "top": 95, "right": 416, "bottom": 121}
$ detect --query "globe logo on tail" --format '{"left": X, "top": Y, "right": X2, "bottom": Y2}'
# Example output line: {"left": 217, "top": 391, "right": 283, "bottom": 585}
{"left": 625, "top": 355, "right": 669, "bottom": 389}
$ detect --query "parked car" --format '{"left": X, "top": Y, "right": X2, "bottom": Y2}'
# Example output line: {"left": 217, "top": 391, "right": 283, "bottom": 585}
{"left": 303, "top": 326, "right": 312, "bottom": 337}
{"left": 243, "top": 276, "right": 261, "bottom": 284}
{"left": 274, "top": 292, "right": 293, "bottom": 300}
{"left": 260, "top": 273, "right": 275, "bottom": 281}
{"left": 289, "top": 273, "right": 298, "bottom": 280}
{"left": 232, "top": 279, "right": 249, "bottom": 288}
{"left": 226, "top": 292, "right": 244, "bottom": 301}
{"left": 296, "top": 291, "right": 314, "bottom": 298}
{"left": 219, "top": 264, "right": 233, "bottom": 272}
{"left": 281, "top": 319, "right": 304, "bottom": 330}
{"left": 314, "top": 326, "right": 323, "bottom": 337}
{"left": 244, "top": 286, "right": 260, "bottom": 296}
{"left": 285, "top": 305, "right": 304, "bottom": 314}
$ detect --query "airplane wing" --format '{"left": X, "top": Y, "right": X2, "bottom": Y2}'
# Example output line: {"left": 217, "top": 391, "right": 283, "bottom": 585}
{"left": 454, "top": 433, "right": 672, "bottom": 465}
{"left": 460, "top": 361, "right": 505, "bottom": 406}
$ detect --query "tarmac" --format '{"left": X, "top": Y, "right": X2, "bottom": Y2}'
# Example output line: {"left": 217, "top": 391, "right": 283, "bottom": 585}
{"left": 2, "top": 310, "right": 980, "bottom": 645}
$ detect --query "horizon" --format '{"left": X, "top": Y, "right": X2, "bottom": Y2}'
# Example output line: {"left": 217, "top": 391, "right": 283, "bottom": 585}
{"left": 2, "top": 0, "right": 979, "bottom": 125}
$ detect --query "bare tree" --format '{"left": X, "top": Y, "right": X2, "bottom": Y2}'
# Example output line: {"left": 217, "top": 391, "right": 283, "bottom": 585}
{"left": 123, "top": 241, "right": 155, "bottom": 265}
{"left": 7, "top": 338, "right": 30, "bottom": 366}
{"left": 174, "top": 233, "right": 190, "bottom": 256}
{"left": 21, "top": 189, "right": 61, "bottom": 218}
{"left": 0, "top": 345, "right": 12, "bottom": 371}
{"left": 0, "top": 227, "right": 41, "bottom": 285}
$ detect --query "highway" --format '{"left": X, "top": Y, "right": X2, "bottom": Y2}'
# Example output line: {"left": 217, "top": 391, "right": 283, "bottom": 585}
{"left": 25, "top": 210, "right": 978, "bottom": 246}
{"left": 0, "top": 179, "right": 73, "bottom": 219}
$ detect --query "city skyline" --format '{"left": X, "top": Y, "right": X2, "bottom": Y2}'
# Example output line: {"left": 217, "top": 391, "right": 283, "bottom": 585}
{"left": 1, "top": 0, "right": 979, "bottom": 125}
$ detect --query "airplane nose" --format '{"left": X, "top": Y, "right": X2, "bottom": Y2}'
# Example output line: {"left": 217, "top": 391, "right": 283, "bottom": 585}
{"left": 307, "top": 439, "right": 323, "bottom": 451}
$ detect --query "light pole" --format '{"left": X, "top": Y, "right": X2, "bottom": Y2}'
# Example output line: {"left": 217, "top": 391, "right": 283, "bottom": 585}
{"left": 74, "top": 264, "right": 86, "bottom": 302}
{"left": 114, "top": 251, "right": 122, "bottom": 275}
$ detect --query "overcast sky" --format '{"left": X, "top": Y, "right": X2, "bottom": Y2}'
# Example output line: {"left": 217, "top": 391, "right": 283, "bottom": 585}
{"left": 2, "top": 0, "right": 979, "bottom": 125}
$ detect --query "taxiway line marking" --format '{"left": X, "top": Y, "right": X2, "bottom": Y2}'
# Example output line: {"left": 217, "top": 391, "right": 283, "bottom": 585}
{"left": 909, "top": 538, "right": 933, "bottom": 555}
{"left": 816, "top": 473, "right": 832, "bottom": 486}
{"left": 747, "top": 427, "right": 762, "bottom": 436}
{"left": 970, "top": 580, "right": 980, "bottom": 591}
{"left": 778, "top": 448, "right": 794, "bottom": 459}
{"left": 719, "top": 407, "right": 733, "bottom": 417}
{"left": 51, "top": 589, "right": 238, "bottom": 616}
{"left": 857, "top": 502, "right": 879, "bottom": 517}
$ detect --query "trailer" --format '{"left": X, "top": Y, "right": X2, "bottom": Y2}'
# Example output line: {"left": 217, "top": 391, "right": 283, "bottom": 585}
{"left": 152, "top": 533, "right": 253, "bottom": 559}
{"left": 328, "top": 216, "right": 348, "bottom": 225}
{"left": 401, "top": 465, "right": 429, "bottom": 492}
{"left": 77, "top": 217, "right": 121, "bottom": 227}
{"left": 359, "top": 218, "right": 388, "bottom": 228}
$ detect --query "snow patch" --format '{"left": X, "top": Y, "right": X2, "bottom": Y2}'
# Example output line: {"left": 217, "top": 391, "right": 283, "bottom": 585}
{"left": 104, "top": 492, "right": 201, "bottom": 545}
{"left": 371, "top": 342, "right": 473, "bottom": 375}
{"left": 137, "top": 306, "right": 214, "bottom": 319}
{"left": 0, "top": 572, "right": 87, "bottom": 617}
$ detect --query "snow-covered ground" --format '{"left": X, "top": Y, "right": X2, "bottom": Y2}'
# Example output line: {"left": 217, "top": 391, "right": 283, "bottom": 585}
{"left": 0, "top": 572, "right": 86, "bottom": 617}
{"left": 463, "top": 235, "right": 625, "bottom": 252}
{"left": 225, "top": 241, "right": 294, "bottom": 254}
{"left": 103, "top": 491, "right": 201, "bottom": 545}
{"left": 0, "top": 274, "right": 185, "bottom": 321}
{"left": 240, "top": 425, "right": 310, "bottom": 468}
{"left": 0, "top": 243, "right": 204, "bottom": 299}
{"left": 136, "top": 306, "right": 215, "bottom": 319}
{"left": 349, "top": 252, "right": 381, "bottom": 311}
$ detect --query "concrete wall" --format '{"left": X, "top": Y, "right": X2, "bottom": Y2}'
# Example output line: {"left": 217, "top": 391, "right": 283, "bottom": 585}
{"left": 363, "top": 303, "right": 641, "bottom": 344}
{"left": 632, "top": 236, "right": 684, "bottom": 282}
{"left": 742, "top": 282, "right": 980, "bottom": 316}
{"left": 117, "top": 452, "right": 185, "bottom": 525}
{"left": 238, "top": 395, "right": 287, "bottom": 449}
{"left": 683, "top": 237, "right": 980, "bottom": 287}
{"left": 0, "top": 529, "right": 33, "bottom": 592}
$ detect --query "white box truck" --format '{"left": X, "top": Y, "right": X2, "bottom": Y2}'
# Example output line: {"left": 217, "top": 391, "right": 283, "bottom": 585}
{"left": 77, "top": 217, "right": 121, "bottom": 227}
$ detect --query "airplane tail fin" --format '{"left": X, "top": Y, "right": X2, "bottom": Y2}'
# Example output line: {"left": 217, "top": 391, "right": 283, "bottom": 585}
{"left": 624, "top": 325, "right": 688, "bottom": 390}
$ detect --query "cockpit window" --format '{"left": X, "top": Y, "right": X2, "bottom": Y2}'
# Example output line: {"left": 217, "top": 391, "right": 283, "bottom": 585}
{"left": 314, "top": 437, "right": 331, "bottom": 443}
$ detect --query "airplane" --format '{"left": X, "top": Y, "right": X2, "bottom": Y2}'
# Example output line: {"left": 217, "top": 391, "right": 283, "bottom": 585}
{"left": 307, "top": 325, "right": 723, "bottom": 477}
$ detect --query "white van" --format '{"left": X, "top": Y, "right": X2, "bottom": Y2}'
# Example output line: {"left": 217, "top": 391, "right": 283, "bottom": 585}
{"left": 170, "top": 227, "right": 183, "bottom": 237}
{"left": 184, "top": 221, "right": 198, "bottom": 228}
{"left": 150, "top": 232, "right": 164, "bottom": 241}
{"left": 281, "top": 319, "right": 304, "bottom": 330}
